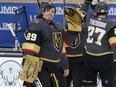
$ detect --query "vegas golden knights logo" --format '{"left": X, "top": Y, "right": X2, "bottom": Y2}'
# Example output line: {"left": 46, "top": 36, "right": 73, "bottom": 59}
{"left": 53, "top": 32, "right": 62, "bottom": 51}
{"left": 70, "top": 33, "right": 80, "bottom": 48}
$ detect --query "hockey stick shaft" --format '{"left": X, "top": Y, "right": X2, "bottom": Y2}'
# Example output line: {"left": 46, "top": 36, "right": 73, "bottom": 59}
{"left": 7, "top": 24, "right": 22, "bottom": 52}
{"left": 7, "top": 24, "right": 16, "bottom": 37}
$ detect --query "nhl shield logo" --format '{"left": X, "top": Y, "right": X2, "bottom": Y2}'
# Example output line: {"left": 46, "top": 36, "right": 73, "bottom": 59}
{"left": 53, "top": 32, "right": 62, "bottom": 51}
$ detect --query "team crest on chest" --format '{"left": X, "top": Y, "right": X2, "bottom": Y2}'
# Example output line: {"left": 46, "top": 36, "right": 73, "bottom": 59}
{"left": 70, "top": 33, "right": 80, "bottom": 48}
{"left": 53, "top": 32, "right": 62, "bottom": 51}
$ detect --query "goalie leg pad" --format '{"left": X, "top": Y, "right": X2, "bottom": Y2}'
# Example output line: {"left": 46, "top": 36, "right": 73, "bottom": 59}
{"left": 20, "top": 55, "right": 43, "bottom": 83}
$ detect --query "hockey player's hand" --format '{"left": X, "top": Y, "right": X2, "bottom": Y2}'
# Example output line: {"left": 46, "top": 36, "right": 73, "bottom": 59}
{"left": 63, "top": 69, "right": 69, "bottom": 77}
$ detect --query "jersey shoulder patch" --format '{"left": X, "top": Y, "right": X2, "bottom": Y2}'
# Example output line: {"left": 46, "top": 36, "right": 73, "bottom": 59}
{"left": 31, "top": 18, "right": 41, "bottom": 24}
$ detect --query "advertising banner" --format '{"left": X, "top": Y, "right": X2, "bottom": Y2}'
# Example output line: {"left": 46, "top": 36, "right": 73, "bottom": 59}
{"left": 0, "top": 2, "right": 39, "bottom": 47}
{"left": 0, "top": 2, "right": 116, "bottom": 47}
{"left": 0, "top": 56, "right": 24, "bottom": 87}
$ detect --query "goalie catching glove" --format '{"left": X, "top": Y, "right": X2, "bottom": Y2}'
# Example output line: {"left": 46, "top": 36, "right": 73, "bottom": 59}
{"left": 64, "top": 6, "right": 84, "bottom": 32}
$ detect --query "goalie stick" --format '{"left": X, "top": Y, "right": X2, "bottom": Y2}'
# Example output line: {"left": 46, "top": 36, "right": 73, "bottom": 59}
{"left": 34, "top": 78, "right": 43, "bottom": 87}
{"left": 7, "top": 24, "right": 22, "bottom": 52}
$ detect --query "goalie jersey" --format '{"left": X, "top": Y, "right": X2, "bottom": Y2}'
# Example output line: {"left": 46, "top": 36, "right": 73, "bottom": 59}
{"left": 22, "top": 18, "right": 64, "bottom": 62}
{"left": 85, "top": 12, "right": 116, "bottom": 56}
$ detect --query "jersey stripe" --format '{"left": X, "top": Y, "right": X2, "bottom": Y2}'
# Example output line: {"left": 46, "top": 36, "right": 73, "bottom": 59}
{"left": 22, "top": 42, "right": 40, "bottom": 55}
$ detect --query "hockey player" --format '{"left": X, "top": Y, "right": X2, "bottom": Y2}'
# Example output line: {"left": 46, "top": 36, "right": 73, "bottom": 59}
{"left": 65, "top": 3, "right": 86, "bottom": 87}
{"left": 20, "top": 3, "right": 70, "bottom": 87}
{"left": 82, "top": 1, "right": 116, "bottom": 87}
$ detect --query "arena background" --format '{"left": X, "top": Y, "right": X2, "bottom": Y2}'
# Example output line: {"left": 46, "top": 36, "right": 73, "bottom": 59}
{"left": 0, "top": 0, "right": 116, "bottom": 87}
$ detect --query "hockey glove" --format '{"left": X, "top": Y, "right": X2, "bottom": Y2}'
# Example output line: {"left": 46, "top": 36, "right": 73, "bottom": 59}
{"left": 64, "top": 6, "right": 84, "bottom": 32}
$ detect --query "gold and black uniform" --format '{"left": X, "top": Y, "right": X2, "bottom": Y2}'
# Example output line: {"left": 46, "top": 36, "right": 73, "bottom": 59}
{"left": 83, "top": 11, "right": 116, "bottom": 87}
{"left": 22, "top": 17, "right": 69, "bottom": 87}
{"left": 23, "top": 18, "right": 64, "bottom": 62}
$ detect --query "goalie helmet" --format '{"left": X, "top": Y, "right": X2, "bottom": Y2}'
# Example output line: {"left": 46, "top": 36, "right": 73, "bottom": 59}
{"left": 95, "top": 1, "right": 108, "bottom": 14}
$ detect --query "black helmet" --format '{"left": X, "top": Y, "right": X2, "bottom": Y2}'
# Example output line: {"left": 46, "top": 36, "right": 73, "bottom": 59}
{"left": 95, "top": 1, "right": 108, "bottom": 14}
